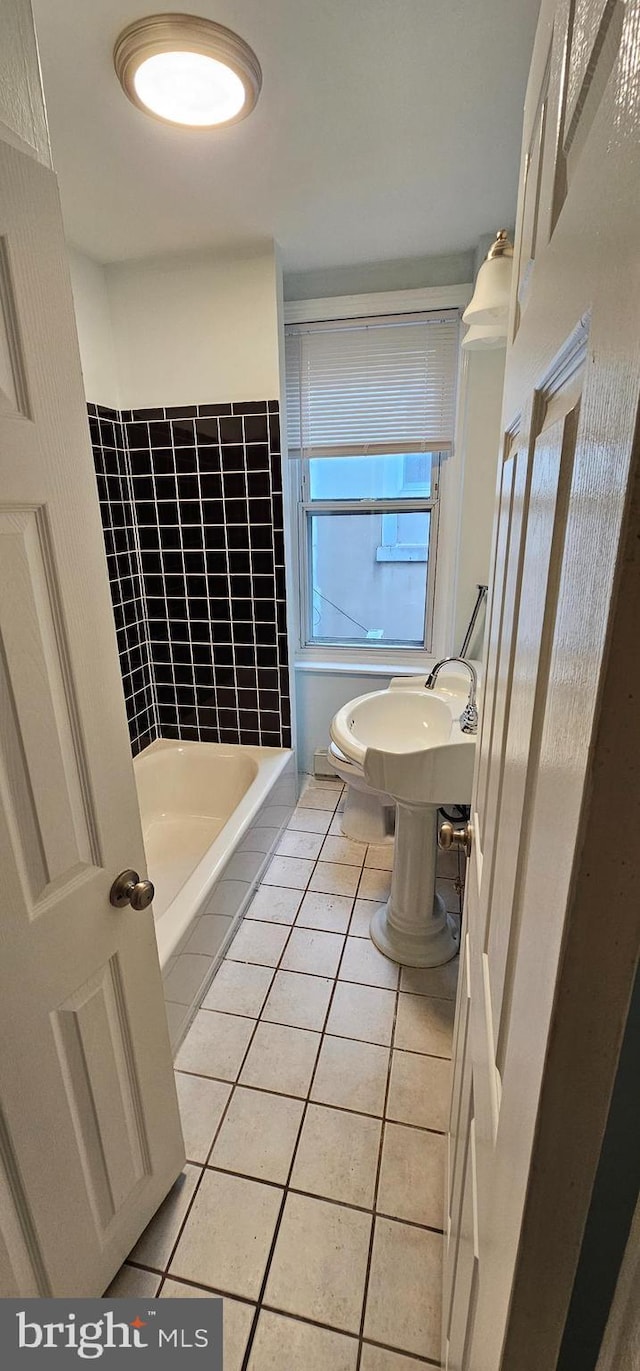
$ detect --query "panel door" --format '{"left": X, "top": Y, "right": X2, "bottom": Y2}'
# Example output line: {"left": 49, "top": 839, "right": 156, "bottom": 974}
{"left": 444, "top": 0, "right": 640, "bottom": 1366}
{"left": 0, "top": 123, "right": 184, "bottom": 1294}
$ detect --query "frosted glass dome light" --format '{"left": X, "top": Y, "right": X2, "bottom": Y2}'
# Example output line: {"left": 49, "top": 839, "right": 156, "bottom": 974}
{"left": 133, "top": 51, "right": 246, "bottom": 126}
{"left": 463, "top": 230, "right": 514, "bottom": 329}
{"left": 461, "top": 322, "right": 508, "bottom": 351}
{"left": 114, "top": 14, "right": 262, "bottom": 129}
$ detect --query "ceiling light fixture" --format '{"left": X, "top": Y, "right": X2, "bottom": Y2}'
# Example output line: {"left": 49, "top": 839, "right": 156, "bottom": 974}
{"left": 114, "top": 13, "right": 262, "bottom": 128}
{"left": 462, "top": 230, "right": 514, "bottom": 350}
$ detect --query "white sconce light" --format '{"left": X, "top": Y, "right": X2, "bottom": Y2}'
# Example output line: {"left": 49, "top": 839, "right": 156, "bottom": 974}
{"left": 462, "top": 229, "right": 514, "bottom": 350}
{"left": 461, "top": 322, "right": 509, "bottom": 350}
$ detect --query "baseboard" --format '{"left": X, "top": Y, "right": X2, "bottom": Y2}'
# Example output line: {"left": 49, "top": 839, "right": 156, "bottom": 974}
{"left": 313, "top": 747, "right": 339, "bottom": 778}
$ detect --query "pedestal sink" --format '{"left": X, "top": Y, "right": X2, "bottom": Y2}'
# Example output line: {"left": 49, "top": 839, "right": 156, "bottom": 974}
{"left": 330, "top": 681, "right": 475, "bottom": 966}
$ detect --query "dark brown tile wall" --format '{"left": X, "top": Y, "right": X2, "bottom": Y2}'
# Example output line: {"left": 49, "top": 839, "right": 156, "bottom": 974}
{"left": 89, "top": 403, "right": 157, "bottom": 755}
{"left": 89, "top": 399, "right": 291, "bottom": 753}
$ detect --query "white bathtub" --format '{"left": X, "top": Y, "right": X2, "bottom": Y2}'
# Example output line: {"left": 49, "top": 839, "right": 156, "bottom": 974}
{"left": 134, "top": 739, "right": 296, "bottom": 1048}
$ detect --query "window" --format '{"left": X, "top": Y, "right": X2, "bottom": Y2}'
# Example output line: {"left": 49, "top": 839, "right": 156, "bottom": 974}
{"left": 285, "top": 311, "right": 459, "bottom": 654}
{"left": 303, "top": 452, "right": 441, "bottom": 646}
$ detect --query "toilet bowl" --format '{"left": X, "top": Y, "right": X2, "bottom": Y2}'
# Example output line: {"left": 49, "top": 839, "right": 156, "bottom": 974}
{"left": 328, "top": 741, "right": 395, "bottom": 845}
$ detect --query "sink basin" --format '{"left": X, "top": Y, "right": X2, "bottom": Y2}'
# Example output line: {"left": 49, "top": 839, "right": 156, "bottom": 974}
{"left": 331, "top": 687, "right": 475, "bottom": 806}
{"left": 332, "top": 689, "right": 453, "bottom": 759}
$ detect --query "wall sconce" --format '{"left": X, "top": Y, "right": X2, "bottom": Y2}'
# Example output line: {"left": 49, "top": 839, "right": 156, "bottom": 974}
{"left": 462, "top": 230, "right": 514, "bottom": 350}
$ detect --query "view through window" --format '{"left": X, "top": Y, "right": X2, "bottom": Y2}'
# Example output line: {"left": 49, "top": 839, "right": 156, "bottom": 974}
{"left": 305, "top": 453, "right": 440, "bottom": 645}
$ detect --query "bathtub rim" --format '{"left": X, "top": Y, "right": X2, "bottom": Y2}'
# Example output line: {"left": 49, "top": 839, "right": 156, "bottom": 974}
{"left": 134, "top": 737, "right": 294, "bottom": 967}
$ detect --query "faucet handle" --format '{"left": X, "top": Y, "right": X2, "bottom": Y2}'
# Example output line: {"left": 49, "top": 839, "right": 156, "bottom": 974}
{"left": 460, "top": 701, "right": 478, "bottom": 735}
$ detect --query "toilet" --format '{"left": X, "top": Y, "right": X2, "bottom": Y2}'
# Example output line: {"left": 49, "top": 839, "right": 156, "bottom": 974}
{"left": 328, "top": 740, "right": 395, "bottom": 845}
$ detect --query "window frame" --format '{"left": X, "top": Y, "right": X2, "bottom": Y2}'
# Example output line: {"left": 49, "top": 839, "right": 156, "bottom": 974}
{"left": 296, "top": 451, "right": 441, "bottom": 653}
{"left": 283, "top": 284, "right": 471, "bottom": 670}
{"left": 378, "top": 454, "right": 434, "bottom": 562}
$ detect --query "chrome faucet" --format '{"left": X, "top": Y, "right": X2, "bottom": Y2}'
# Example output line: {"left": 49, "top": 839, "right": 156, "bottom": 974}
{"left": 425, "top": 656, "right": 478, "bottom": 735}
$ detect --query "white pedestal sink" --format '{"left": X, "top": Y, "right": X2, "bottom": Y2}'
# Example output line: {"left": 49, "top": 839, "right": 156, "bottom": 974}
{"left": 330, "top": 680, "right": 475, "bottom": 967}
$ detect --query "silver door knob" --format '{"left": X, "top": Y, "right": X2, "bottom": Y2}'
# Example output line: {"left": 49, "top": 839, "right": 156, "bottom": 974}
{"left": 438, "top": 821, "right": 473, "bottom": 859}
{"left": 109, "top": 869, "right": 155, "bottom": 910}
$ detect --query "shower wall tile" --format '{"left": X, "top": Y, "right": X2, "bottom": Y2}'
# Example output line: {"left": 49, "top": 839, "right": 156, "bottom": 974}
{"left": 89, "top": 403, "right": 158, "bottom": 756}
{"left": 89, "top": 399, "right": 291, "bottom": 753}
{"left": 124, "top": 399, "right": 290, "bottom": 749}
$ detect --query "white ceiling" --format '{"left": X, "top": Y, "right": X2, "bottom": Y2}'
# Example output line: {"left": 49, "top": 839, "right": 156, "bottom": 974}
{"left": 32, "top": 0, "right": 540, "bottom": 270}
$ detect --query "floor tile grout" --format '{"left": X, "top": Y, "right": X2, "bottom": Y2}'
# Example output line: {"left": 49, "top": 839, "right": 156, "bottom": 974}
{"left": 194, "top": 778, "right": 350, "bottom": 1365}
{"left": 238, "top": 864, "right": 355, "bottom": 1370}
{"left": 174, "top": 1069, "right": 448, "bottom": 1135}
{"left": 126, "top": 1260, "right": 439, "bottom": 1366}
{"left": 153, "top": 821, "right": 333, "bottom": 1300}
{"left": 190, "top": 997, "right": 454, "bottom": 1060}
{"left": 187, "top": 1162, "right": 446, "bottom": 1234}
{"left": 137, "top": 775, "right": 461, "bottom": 1364}
{"left": 355, "top": 908, "right": 402, "bottom": 1370}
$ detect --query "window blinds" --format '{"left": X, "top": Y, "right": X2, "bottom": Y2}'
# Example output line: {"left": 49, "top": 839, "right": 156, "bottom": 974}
{"left": 285, "top": 311, "right": 460, "bottom": 458}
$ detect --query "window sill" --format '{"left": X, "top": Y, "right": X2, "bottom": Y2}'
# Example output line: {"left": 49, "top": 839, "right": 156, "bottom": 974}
{"left": 294, "top": 656, "right": 436, "bottom": 677}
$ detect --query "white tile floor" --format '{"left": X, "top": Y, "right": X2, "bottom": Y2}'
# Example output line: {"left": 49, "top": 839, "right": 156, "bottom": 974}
{"left": 109, "top": 775, "right": 463, "bottom": 1370}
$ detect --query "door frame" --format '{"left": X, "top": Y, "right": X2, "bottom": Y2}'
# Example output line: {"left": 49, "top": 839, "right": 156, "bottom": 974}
{"left": 595, "top": 1186, "right": 640, "bottom": 1371}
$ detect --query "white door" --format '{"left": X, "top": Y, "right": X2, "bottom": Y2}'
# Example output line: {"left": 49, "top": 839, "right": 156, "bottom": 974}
{"left": 0, "top": 114, "right": 184, "bottom": 1294}
{"left": 444, "top": 0, "right": 640, "bottom": 1366}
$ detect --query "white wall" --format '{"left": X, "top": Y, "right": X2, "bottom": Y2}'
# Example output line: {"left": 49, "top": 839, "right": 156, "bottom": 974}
{"left": 67, "top": 244, "right": 282, "bottom": 409}
{"left": 284, "top": 250, "right": 474, "bottom": 302}
{"left": 108, "top": 247, "right": 281, "bottom": 409}
{"left": 67, "top": 245, "right": 120, "bottom": 409}
{"left": 452, "top": 347, "right": 506, "bottom": 653}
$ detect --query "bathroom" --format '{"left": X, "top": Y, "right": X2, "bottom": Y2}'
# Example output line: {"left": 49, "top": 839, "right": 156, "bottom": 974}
{"left": 2, "top": 1, "right": 640, "bottom": 1368}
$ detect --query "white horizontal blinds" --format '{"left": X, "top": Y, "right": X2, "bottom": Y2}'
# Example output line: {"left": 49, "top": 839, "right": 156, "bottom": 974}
{"left": 285, "top": 311, "right": 459, "bottom": 458}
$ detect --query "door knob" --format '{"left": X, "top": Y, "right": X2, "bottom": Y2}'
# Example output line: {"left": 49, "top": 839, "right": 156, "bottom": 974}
{"left": 438, "top": 821, "right": 473, "bottom": 859}
{"left": 109, "top": 869, "right": 155, "bottom": 910}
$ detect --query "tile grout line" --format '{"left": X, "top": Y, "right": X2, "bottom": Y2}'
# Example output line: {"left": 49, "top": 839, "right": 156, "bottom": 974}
{"left": 174, "top": 1066, "right": 448, "bottom": 1137}
{"left": 237, "top": 784, "right": 352, "bottom": 1369}
{"left": 241, "top": 415, "right": 261, "bottom": 747}
{"left": 196, "top": 989, "right": 454, "bottom": 1061}
{"left": 174, "top": 1070, "right": 448, "bottom": 1138}
{"left": 355, "top": 903, "right": 402, "bottom": 1371}
{"left": 127, "top": 1262, "right": 438, "bottom": 1368}
{"left": 156, "top": 988, "right": 270, "bottom": 1295}
{"left": 185, "top": 1162, "right": 445, "bottom": 1236}
{"left": 151, "top": 783, "right": 333, "bottom": 1301}
{"left": 195, "top": 424, "right": 221, "bottom": 741}
{"left": 243, "top": 786, "right": 381, "bottom": 1358}
{"left": 152, "top": 780, "right": 346, "bottom": 1319}
{"left": 123, "top": 414, "right": 160, "bottom": 739}
{"left": 142, "top": 778, "right": 459, "bottom": 1364}
{"left": 254, "top": 780, "right": 448, "bottom": 1362}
